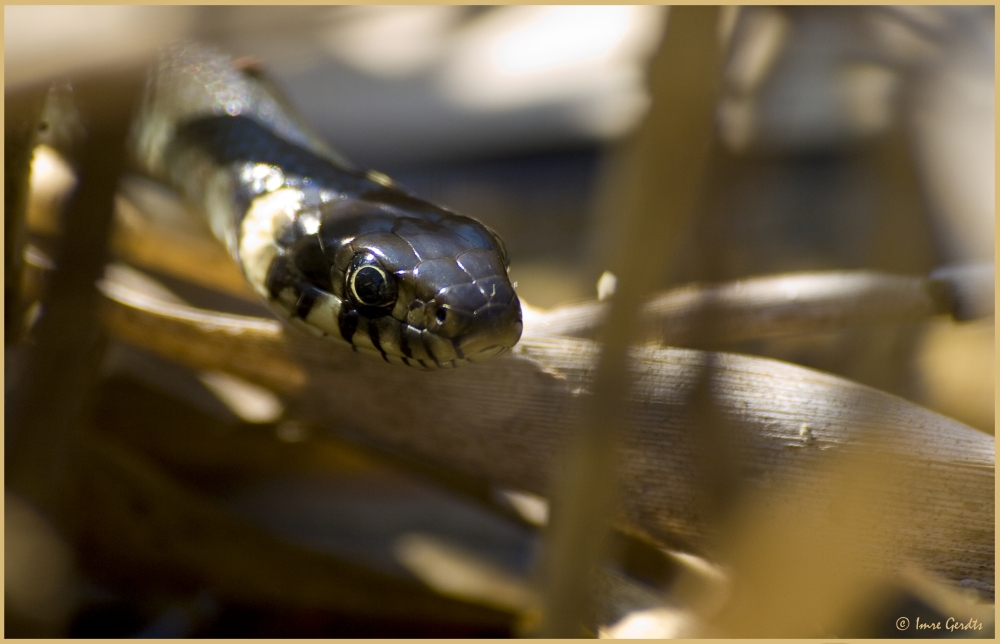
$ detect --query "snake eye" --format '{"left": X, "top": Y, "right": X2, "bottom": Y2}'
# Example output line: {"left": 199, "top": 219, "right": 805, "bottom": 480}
{"left": 347, "top": 253, "right": 397, "bottom": 309}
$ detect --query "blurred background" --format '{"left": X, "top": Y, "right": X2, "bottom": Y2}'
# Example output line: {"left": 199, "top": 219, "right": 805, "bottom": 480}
{"left": 5, "top": 5, "right": 994, "bottom": 638}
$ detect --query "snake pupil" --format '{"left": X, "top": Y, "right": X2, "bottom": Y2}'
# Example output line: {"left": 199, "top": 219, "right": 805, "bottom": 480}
{"left": 354, "top": 266, "right": 388, "bottom": 305}
{"left": 346, "top": 253, "right": 397, "bottom": 311}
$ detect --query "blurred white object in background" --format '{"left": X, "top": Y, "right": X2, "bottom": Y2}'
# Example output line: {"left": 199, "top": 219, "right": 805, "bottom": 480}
{"left": 321, "top": 6, "right": 464, "bottom": 80}
{"left": 599, "top": 607, "right": 698, "bottom": 639}
{"left": 393, "top": 532, "right": 537, "bottom": 613}
{"left": 203, "top": 6, "right": 667, "bottom": 164}
{"left": 4, "top": 5, "right": 192, "bottom": 88}
{"left": 26, "top": 145, "right": 77, "bottom": 235}
{"left": 901, "top": 8, "right": 995, "bottom": 265}
{"left": 440, "top": 6, "right": 665, "bottom": 138}
{"left": 197, "top": 370, "right": 285, "bottom": 424}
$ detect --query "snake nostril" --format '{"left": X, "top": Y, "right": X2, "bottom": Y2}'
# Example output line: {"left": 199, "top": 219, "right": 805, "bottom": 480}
{"left": 435, "top": 308, "right": 448, "bottom": 324}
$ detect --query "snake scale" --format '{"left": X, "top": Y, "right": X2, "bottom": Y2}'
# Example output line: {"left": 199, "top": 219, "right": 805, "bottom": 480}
{"left": 132, "top": 41, "right": 522, "bottom": 369}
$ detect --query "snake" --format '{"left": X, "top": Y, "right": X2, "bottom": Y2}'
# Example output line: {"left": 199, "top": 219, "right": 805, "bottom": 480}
{"left": 131, "top": 41, "right": 522, "bottom": 369}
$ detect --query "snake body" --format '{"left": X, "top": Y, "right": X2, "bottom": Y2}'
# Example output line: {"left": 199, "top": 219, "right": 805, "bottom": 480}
{"left": 132, "top": 42, "right": 521, "bottom": 368}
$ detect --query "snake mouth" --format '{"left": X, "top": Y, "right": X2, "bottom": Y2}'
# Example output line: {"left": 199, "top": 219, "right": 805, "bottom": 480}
{"left": 463, "top": 344, "right": 510, "bottom": 364}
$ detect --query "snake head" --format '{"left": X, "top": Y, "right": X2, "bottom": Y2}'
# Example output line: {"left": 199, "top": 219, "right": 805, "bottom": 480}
{"left": 246, "top": 183, "right": 522, "bottom": 369}
{"left": 328, "top": 196, "right": 522, "bottom": 368}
